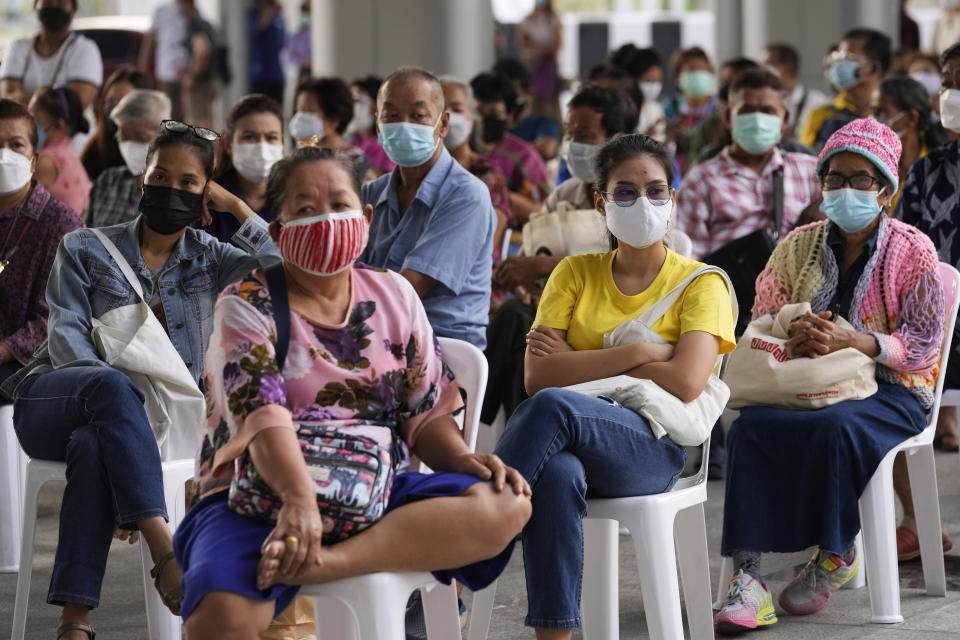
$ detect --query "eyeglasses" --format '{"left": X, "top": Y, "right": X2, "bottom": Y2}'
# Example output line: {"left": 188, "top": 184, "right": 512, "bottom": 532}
{"left": 821, "top": 173, "right": 882, "bottom": 191}
{"left": 160, "top": 119, "right": 220, "bottom": 141}
{"left": 598, "top": 185, "right": 671, "bottom": 207}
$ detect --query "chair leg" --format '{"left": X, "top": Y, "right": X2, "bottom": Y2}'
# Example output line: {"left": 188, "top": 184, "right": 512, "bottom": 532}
{"left": 675, "top": 505, "right": 714, "bottom": 640}
{"left": 623, "top": 509, "right": 685, "bottom": 640}
{"left": 713, "top": 556, "right": 733, "bottom": 610}
{"left": 0, "top": 405, "right": 22, "bottom": 573}
{"left": 12, "top": 462, "right": 46, "bottom": 640}
{"left": 905, "top": 444, "right": 946, "bottom": 597}
{"left": 466, "top": 581, "right": 498, "bottom": 640}
{"left": 422, "top": 581, "right": 462, "bottom": 639}
{"left": 858, "top": 456, "right": 903, "bottom": 623}
{"left": 582, "top": 517, "right": 619, "bottom": 640}
{"left": 844, "top": 532, "right": 866, "bottom": 589}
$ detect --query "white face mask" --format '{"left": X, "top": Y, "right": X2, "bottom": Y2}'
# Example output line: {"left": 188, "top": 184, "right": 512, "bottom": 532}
{"left": 564, "top": 140, "right": 601, "bottom": 183}
{"left": 605, "top": 196, "right": 672, "bottom": 249}
{"left": 443, "top": 111, "right": 473, "bottom": 150}
{"left": 639, "top": 81, "right": 663, "bottom": 102}
{"left": 118, "top": 140, "right": 149, "bottom": 176}
{"left": 940, "top": 89, "right": 960, "bottom": 133}
{"left": 289, "top": 111, "right": 324, "bottom": 143}
{"left": 0, "top": 148, "right": 33, "bottom": 195}
{"left": 347, "top": 97, "right": 373, "bottom": 137}
{"left": 232, "top": 141, "right": 284, "bottom": 183}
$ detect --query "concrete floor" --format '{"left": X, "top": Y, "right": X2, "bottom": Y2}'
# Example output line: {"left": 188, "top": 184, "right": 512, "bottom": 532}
{"left": 2, "top": 450, "right": 960, "bottom": 639}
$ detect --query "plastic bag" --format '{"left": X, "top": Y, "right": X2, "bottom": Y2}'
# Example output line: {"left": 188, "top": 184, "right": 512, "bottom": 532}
{"left": 261, "top": 597, "right": 316, "bottom": 640}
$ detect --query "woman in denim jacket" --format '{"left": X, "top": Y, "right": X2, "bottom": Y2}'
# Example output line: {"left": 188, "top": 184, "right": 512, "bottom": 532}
{"left": 3, "top": 122, "right": 280, "bottom": 640}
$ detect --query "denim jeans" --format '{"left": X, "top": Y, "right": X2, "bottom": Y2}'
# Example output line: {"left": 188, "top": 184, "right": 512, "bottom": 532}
{"left": 494, "top": 388, "right": 687, "bottom": 629}
{"left": 13, "top": 366, "right": 167, "bottom": 608}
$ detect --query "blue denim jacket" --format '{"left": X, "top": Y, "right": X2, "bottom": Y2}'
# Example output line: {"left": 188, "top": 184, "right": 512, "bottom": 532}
{"left": 4, "top": 214, "right": 280, "bottom": 396}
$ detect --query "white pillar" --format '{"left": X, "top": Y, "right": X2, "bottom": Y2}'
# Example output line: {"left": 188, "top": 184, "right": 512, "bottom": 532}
{"left": 220, "top": 0, "right": 249, "bottom": 113}
{"left": 309, "top": 0, "right": 338, "bottom": 77}
{"left": 436, "top": 0, "right": 495, "bottom": 79}
{"left": 714, "top": 0, "right": 742, "bottom": 63}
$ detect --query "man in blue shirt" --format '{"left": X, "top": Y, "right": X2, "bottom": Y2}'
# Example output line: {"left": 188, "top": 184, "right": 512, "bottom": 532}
{"left": 360, "top": 66, "right": 495, "bottom": 350}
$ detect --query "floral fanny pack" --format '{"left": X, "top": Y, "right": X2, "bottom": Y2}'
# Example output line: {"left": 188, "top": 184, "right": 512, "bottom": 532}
{"left": 225, "top": 265, "right": 399, "bottom": 542}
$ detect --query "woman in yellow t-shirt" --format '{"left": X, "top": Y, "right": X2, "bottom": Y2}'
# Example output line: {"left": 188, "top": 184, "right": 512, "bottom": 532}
{"left": 494, "top": 134, "right": 736, "bottom": 637}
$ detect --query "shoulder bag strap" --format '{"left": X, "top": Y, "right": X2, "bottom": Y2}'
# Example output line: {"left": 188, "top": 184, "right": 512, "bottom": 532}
{"left": 636, "top": 264, "right": 739, "bottom": 327}
{"left": 772, "top": 168, "right": 784, "bottom": 240}
{"left": 263, "top": 264, "right": 290, "bottom": 371}
{"left": 89, "top": 228, "right": 145, "bottom": 300}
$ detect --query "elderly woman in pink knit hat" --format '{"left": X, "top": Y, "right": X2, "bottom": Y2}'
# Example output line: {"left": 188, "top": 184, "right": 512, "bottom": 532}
{"left": 714, "top": 117, "right": 946, "bottom": 634}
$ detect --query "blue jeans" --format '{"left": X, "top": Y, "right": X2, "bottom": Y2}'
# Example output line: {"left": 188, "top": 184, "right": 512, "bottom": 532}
{"left": 13, "top": 366, "right": 167, "bottom": 608}
{"left": 494, "top": 388, "right": 687, "bottom": 629}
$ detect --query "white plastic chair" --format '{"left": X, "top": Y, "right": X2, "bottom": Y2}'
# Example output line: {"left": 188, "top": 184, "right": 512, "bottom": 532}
{"left": 468, "top": 435, "right": 714, "bottom": 640}
{"left": 0, "top": 404, "right": 26, "bottom": 573}
{"left": 715, "top": 262, "right": 960, "bottom": 624}
{"left": 301, "top": 337, "right": 488, "bottom": 640}
{"left": 11, "top": 455, "right": 194, "bottom": 640}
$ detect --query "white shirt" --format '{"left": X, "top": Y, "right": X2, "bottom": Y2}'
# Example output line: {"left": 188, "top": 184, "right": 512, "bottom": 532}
{"left": 786, "top": 84, "right": 828, "bottom": 134}
{"left": 150, "top": 3, "right": 189, "bottom": 83}
{"left": 0, "top": 33, "right": 102, "bottom": 93}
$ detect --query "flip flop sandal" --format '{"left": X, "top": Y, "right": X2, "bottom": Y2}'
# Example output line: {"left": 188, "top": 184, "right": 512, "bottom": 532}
{"left": 150, "top": 551, "right": 184, "bottom": 615}
{"left": 897, "top": 526, "right": 954, "bottom": 562}
{"left": 56, "top": 622, "right": 95, "bottom": 639}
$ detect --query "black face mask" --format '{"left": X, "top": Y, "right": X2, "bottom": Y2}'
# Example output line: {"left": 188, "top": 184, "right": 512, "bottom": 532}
{"left": 481, "top": 114, "right": 508, "bottom": 144}
{"left": 37, "top": 7, "right": 72, "bottom": 32}
{"left": 138, "top": 184, "right": 204, "bottom": 235}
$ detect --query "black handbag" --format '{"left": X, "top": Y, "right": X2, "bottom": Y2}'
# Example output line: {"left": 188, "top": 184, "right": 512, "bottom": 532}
{"left": 703, "top": 169, "right": 783, "bottom": 335}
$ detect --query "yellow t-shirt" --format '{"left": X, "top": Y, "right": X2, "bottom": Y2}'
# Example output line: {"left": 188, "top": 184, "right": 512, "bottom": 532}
{"left": 799, "top": 92, "right": 868, "bottom": 149}
{"left": 533, "top": 249, "right": 737, "bottom": 353}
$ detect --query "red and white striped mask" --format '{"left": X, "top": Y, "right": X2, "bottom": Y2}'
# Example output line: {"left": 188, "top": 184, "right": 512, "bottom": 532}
{"left": 277, "top": 210, "right": 369, "bottom": 276}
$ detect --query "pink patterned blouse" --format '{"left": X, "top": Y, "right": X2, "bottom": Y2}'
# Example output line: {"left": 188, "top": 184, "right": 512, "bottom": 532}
{"left": 194, "top": 264, "right": 462, "bottom": 501}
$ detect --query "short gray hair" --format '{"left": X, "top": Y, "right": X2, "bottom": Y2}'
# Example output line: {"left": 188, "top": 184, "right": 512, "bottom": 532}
{"left": 378, "top": 66, "right": 445, "bottom": 114}
{"left": 438, "top": 75, "right": 476, "bottom": 113}
{"left": 110, "top": 90, "right": 171, "bottom": 127}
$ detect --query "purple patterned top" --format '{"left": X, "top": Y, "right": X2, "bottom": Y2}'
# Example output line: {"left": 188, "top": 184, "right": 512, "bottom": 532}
{"left": 0, "top": 183, "right": 83, "bottom": 364}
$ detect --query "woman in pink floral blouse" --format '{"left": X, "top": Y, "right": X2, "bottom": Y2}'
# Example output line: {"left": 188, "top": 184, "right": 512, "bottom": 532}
{"left": 175, "top": 145, "right": 531, "bottom": 638}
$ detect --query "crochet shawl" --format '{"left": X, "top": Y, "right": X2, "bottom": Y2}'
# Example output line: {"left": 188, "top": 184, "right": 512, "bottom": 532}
{"left": 753, "top": 215, "right": 944, "bottom": 409}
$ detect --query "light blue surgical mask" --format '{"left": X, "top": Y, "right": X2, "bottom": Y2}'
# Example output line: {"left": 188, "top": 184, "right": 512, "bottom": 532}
{"left": 36, "top": 124, "right": 47, "bottom": 150}
{"left": 829, "top": 59, "right": 861, "bottom": 92}
{"left": 819, "top": 188, "right": 882, "bottom": 232}
{"left": 378, "top": 113, "right": 441, "bottom": 167}
{"left": 732, "top": 112, "right": 782, "bottom": 155}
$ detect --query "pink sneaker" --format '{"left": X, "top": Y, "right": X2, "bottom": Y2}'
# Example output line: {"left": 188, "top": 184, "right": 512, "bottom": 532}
{"left": 714, "top": 570, "right": 778, "bottom": 634}
{"left": 778, "top": 547, "right": 859, "bottom": 616}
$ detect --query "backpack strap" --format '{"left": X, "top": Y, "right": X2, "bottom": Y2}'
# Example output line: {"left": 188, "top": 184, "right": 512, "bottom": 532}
{"left": 263, "top": 264, "right": 290, "bottom": 371}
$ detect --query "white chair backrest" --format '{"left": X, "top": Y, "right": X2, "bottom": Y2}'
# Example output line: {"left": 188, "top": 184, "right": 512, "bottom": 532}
{"left": 438, "top": 337, "right": 489, "bottom": 454}
{"left": 928, "top": 263, "right": 960, "bottom": 427}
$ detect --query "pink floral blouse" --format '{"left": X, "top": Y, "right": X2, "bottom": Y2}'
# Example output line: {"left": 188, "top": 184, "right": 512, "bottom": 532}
{"left": 194, "top": 264, "right": 462, "bottom": 501}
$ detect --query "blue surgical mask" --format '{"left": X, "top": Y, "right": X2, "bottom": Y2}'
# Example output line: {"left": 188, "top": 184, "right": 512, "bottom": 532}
{"left": 679, "top": 70, "right": 715, "bottom": 99}
{"left": 36, "top": 124, "right": 47, "bottom": 150}
{"left": 819, "top": 188, "right": 882, "bottom": 232}
{"left": 378, "top": 114, "right": 441, "bottom": 167}
{"left": 829, "top": 59, "right": 861, "bottom": 92}
{"left": 732, "top": 112, "right": 782, "bottom": 155}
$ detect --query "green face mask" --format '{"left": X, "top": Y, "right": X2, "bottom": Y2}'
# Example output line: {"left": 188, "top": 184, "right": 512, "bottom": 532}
{"left": 732, "top": 112, "right": 783, "bottom": 155}
{"left": 679, "top": 70, "right": 715, "bottom": 99}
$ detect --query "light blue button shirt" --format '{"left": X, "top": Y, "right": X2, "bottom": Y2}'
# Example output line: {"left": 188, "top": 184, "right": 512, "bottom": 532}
{"left": 360, "top": 147, "right": 495, "bottom": 350}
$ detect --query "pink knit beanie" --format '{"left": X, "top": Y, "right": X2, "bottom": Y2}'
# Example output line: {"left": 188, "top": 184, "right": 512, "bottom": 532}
{"left": 816, "top": 117, "right": 902, "bottom": 189}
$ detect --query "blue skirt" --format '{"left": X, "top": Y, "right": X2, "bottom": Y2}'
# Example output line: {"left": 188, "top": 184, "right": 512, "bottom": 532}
{"left": 721, "top": 383, "right": 926, "bottom": 556}
{"left": 174, "top": 471, "right": 515, "bottom": 620}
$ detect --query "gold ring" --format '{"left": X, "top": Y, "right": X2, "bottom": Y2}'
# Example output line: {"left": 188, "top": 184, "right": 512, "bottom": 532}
{"left": 285, "top": 535, "right": 300, "bottom": 545}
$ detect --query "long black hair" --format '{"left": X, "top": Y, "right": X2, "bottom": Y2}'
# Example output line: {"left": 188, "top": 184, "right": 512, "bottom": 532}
{"left": 146, "top": 127, "right": 217, "bottom": 179}
{"left": 879, "top": 76, "right": 948, "bottom": 152}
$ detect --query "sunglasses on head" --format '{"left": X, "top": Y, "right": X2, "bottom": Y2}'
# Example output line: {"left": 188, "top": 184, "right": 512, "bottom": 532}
{"left": 160, "top": 119, "right": 221, "bottom": 141}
